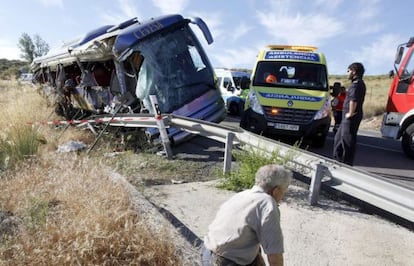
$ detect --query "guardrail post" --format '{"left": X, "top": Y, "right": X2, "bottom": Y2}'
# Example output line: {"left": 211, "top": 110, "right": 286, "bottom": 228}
{"left": 308, "top": 163, "right": 326, "bottom": 206}
{"left": 223, "top": 132, "right": 235, "bottom": 175}
{"left": 149, "top": 95, "right": 173, "bottom": 160}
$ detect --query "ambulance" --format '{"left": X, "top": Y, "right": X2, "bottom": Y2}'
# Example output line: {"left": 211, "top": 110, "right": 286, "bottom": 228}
{"left": 240, "top": 45, "right": 331, "bottom": 147}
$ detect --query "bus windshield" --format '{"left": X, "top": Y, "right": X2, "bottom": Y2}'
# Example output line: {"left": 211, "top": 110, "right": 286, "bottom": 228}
{"left": 253, "top": 61, "right": 328, "bottom": 91}
{"left": 125, "top": 25, "right": 214, "bottom": 113}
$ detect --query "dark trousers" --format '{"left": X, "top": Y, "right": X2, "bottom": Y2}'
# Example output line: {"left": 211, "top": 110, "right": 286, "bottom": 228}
{"left": 333, "top": 110, "right": 343, "bottom": 133}
{"left": 333, "top": 116, "right": 362, "bottom": 166}
{"left": 201, "top": 244, "right": 264, "bottom": 266}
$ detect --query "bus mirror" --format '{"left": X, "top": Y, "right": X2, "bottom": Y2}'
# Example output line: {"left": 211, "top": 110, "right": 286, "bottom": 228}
{"left": 189, "top": 17, "right": 213, "bottom": 44}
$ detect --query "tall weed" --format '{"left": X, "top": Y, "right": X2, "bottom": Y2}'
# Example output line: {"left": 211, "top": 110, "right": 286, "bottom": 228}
{"left": 0, "top": 125, "right": 41, "bottom": 170}
{"left": 218, "top": 145, "right": 295, "bottom": 191}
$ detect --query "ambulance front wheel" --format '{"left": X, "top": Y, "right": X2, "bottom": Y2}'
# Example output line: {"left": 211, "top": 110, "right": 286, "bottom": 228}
{"left": 311, "top": 134, "right": 327, "bottom": 148}
{"left": 240, "top": 108, "right": 266, "bottom": 134}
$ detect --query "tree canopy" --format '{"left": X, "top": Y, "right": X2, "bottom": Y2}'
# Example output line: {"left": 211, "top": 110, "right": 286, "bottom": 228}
{"left": 18, "top": 33, "right": 50, "bottom": 63}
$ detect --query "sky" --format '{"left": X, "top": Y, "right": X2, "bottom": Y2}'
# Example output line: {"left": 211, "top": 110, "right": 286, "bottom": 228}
{"left": 0, "top": 0, "right": 411, "bottom": 75}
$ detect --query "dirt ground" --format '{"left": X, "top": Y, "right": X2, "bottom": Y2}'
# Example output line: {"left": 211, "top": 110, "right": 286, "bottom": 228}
{"left": 142, "top": 180, "right": 414, "bottom": 266}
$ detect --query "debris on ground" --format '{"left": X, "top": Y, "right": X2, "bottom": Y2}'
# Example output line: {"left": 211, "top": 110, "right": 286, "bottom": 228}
{"left": 57, "top": 141, "right": 86, "bottom": 153}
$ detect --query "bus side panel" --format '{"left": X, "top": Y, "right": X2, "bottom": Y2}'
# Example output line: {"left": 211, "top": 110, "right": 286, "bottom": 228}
{"left": 148, "top": 89, "right": 226, "bottom": 144}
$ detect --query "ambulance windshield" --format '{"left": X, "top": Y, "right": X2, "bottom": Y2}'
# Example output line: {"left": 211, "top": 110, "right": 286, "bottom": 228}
{"left": 253, "top": 61, "right": 328, "bottom": 91}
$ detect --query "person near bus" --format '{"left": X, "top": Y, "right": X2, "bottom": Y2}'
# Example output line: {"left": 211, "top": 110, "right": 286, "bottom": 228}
{"left": 333, "top": 62, "right": 366, "bottom": 166}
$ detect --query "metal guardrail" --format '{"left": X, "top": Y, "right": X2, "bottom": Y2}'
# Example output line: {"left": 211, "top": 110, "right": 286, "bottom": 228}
{"left": 168, "top": 114, "right": 414, "bottom": 223}
{"left": 92, "top": 111, "right": 414, "bottom": 223}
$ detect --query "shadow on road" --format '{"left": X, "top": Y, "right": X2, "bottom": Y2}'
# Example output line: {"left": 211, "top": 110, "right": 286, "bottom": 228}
{"left": 172, "top": 136, "right": 225, "bottom": 163}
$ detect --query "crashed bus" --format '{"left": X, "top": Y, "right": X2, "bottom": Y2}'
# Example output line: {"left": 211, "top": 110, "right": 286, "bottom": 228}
{"left": 31, "top": 14, "right": 226, "bottom": 145}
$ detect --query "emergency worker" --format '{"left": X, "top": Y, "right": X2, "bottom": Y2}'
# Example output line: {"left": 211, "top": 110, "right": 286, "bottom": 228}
{"left": 330, "top": 82, "right": 346, "bottom": 134}
{"left": 333, "top": 62, "right": 366, "bottom": 166}
{"left": 201, "top": 164, "right": 292, "bottom": 266}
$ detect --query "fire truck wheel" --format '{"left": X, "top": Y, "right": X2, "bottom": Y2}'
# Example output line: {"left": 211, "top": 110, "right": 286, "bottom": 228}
{"left": 402, "top": 123, "right": 414, "bottom": 159}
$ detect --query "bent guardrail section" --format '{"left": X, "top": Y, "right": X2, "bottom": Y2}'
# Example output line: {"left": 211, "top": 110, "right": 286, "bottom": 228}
{"left": 87, "top": 111, "right": 414, "bottom": 223}
{"left": 168, "top": 114, "right": 414, "bottom": 223}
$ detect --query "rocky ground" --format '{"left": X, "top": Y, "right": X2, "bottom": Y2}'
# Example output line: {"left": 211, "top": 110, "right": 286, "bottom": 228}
{"left": 139, "top": 179, "right": 414, "bottom": 266}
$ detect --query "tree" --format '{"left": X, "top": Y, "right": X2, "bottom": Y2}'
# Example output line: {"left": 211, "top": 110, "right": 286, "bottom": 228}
{"left": 18, "top": 33, "right": 50, "bottom": 63}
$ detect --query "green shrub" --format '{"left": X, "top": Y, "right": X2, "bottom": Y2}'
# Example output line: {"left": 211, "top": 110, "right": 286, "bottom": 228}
{"left": 217, "top": 145, "right": 295, "bottom": 191}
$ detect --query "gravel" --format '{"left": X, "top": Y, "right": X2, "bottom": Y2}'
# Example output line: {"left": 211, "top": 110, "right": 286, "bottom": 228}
{"left": 142, "top": 180, "right": 414, "bottom": 266}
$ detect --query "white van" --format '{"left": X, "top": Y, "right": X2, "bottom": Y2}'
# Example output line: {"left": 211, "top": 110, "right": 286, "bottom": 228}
{"left": 214, "top": 68, "right": 250, "bottom": 115}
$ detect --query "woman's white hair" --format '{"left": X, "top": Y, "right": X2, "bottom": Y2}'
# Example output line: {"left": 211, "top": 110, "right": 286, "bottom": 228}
{"left": 255, "top": 164, "right": 292, "bottom": 192}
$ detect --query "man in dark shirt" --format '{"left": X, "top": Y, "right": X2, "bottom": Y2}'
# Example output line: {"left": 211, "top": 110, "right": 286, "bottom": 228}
{"left": 333, "top": 62, "right": 366, "bottom": 166}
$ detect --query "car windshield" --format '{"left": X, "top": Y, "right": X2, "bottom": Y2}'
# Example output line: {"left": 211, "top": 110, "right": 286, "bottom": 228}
{"left": 232, "top": 74, "right": 250, "bottom": 89}
{"left": 131, "top": 25, "right": 215, "bottom": 113}
{"left": 253, "top": 61, "right": 328, "bottom": 91}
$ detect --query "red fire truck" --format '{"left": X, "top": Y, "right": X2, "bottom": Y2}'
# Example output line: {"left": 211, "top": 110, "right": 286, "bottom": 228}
{"left": 381, "top": 37, "right": 414, "bottom": 159}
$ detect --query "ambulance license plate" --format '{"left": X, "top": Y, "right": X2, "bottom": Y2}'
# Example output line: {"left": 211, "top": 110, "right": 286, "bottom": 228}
{"left": 274, "top": 123, "right": 299, "bottom": 131}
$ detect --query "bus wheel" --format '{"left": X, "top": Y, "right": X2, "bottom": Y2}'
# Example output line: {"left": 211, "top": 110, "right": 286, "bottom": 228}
{"left": 402, "top": 124, "right": 414, "bottom": 159}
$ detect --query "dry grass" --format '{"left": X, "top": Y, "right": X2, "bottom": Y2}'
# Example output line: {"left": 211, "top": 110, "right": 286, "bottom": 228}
{"left": 0, "top": 81, "right": 183, "bottom": 265}
{"left": 0, "top": 154, "right": 181, "bottom": 265}
{"left": 0, "top": 80, "right": 92, "bottom": 152}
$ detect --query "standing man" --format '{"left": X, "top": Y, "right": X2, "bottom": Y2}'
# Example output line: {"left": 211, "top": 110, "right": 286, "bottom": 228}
{"left": 333, "top": 62, "right": 366, "bottom": 166}
{"left": 201, "top": 164, "right": 292, "bottom": 266}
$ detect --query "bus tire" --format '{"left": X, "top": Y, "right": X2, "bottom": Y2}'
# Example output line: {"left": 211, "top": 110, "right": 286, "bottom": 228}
{"left": 402, "top": 123, "right": 414, "bottom": 159}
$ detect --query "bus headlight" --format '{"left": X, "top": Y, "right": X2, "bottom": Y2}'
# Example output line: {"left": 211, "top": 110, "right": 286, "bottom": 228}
{"left": 248, "top": 91, "right": 264, "bottom": 115}
{"left": 314, "top": 97, "right": 331, "bottom": 120}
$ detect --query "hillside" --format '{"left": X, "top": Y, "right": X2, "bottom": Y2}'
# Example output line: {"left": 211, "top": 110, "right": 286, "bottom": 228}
{"left": 0, "top": 58, "right": 29, "bottom": 80}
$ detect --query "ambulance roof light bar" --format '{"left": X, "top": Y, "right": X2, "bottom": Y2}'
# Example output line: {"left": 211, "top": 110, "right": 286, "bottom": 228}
{"left": 266, "top": 45, "right": 318, "bottom": 52}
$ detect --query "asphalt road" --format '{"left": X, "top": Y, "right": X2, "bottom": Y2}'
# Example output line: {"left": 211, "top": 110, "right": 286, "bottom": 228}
{"left": 313, "top": 130, "right": 414, "bottom": 189}
{"left": 220, "top": 115, "right": 414, "bottom": 189}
